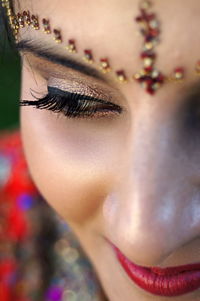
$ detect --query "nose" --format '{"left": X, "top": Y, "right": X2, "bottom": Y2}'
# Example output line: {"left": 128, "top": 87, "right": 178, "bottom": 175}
{"left": 104, "top": 104, "right": 200, "bottom": 267}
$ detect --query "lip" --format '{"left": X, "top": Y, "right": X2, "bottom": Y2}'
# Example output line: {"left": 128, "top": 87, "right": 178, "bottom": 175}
{"left": 111, "top": 243, "right": 200, "bottom": 297}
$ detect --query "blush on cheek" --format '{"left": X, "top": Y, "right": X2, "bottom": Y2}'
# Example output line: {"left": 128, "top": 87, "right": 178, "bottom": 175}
{"left": 34, "top": 162, "right": 110, "bottom": 225}
{"left": 20, "top": 108, "right": 120, "bottom": 225}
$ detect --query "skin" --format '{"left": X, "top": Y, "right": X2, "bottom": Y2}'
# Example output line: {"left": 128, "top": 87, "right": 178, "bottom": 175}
{"left": 14, "top": 0, "right": 200, "bottom": 300}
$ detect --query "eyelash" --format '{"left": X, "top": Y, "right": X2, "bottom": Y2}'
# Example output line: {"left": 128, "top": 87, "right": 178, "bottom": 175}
{"left": 19, "top": 87, "right": 123, "bottom": 119}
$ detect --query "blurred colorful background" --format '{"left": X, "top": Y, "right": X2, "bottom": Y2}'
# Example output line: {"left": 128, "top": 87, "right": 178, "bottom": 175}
{"left": 0, "top": 18, "right": 20, "bottom": 130}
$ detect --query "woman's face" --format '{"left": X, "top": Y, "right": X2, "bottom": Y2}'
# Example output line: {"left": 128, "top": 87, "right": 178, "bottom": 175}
{"left": 17, "top": 0, "right": 200, "bottom": 300}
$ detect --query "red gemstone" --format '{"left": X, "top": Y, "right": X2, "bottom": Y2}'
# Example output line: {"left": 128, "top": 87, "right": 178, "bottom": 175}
{"left": 146, "top": 13, "right": 156, "bottom": 21}
{"left": 145, "top": 34, "right": 154, "bottom": 42}
{"left": 174, "top": 67, "right": 184, "bottom": 73}
{"left": 67, "top": 39, "right": 76, "bottom": 51}
{"left": 54, "top": 29, "right": 61, "bottom": 36}
{"left": 147, "top": 86, "right": 155, "bottom": 94}
{"left": 84, "top": 49, "right": 93, "bottom": 60}
{"left": 31, "top": 15, "right": 39, "bottom": 29}
{"left": 157, "top": 73, "right": 165, "bottom": 82}
{"left": 23, "top": 11, "right": 31, "bottom": 24}
{"left": 116, "top": 70, "right": 127, "bottom": 80}
{"left": 53, "top": 29, "right": 62, "bottom": 41}
{"left": 146, "top": 78, "right": 154, "bottom": 85}
{"left": 42, "top": 19, "right": 51, "bottom": 33}
{"left": 117, "top": 70, "right": 124, "bottom": 75}
{"left": 42, "top": 19, "right": 49, "bottom": 27}
{"left": 85, "top": 49, "right": 91, "bottom": 54}
{"left": 144, "top": 66, "right": 153, "bottom": 72}
{"left": 138, "top": 77, "right": 144, "bottom": 83}
{"left": 135, "top": 16, "right": 143, "bottom": 22}
{"left": 149, "top": 28, "right": 159, "bottom": 37}
{"left": 141, "top": 51, "right": 155, "bottom": 59}
{"left": 100, "top": 58, "right": 109, "bottom": 65}
{"left": 17, "top": 13, "right": 25, "bottom": 27}
{"left": 69, "top": 39, "right": 75, "bottom": 44}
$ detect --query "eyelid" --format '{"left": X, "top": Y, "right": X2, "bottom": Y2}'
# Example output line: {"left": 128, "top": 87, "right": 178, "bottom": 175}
{"left": 23, "top": 53, "right": 126, "bottom": 107}
{"left": 47, "top": 86, "right": 117, "bottom": 106}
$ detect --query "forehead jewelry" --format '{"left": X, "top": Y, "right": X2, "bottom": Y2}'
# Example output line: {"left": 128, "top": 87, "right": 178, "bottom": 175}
{"left": 133, "top": 0, "right": 165, "bottom": 94}
{"left": 42, "top": 18, "right": 51, "bottom": 34}
{"left": 1, "top": 0, "right": 200, "bottom": 95}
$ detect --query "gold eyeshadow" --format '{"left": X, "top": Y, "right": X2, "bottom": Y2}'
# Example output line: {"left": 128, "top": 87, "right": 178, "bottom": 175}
{"left": 1, "top": 0, "right": 200, "bottom": 95}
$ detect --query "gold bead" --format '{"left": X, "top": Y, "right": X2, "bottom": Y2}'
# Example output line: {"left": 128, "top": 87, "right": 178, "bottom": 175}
{"left": 151, "top": 69, "right": 159, "bottom": 78}
{"left": 134, "top": 73, "right": 141, "bottom": 80}
{"left": 152, "top": 82, "right": 161, "bottom": 90}
{"left": 149, "top": 19, "right": 159, "bottom": 29}
{"left": 116, "top": 70, "right": 128, "bottom": 83}
{"left": 168, "top": 68, "right": 184, "bottom": 82}
{"left": 144, "top": 57, "right": 153, "bottom": 68}
{"left": 83, "top": 50, "right": 93, "bottom": 64}
{"left": 100, "top": 58, "right": 111, "bottom": 73}
{"left": 140, "top": 0, "right": 152, "bottom": 10}
{"left": 144, "top": 42, "right": 154, "bottom": 50}
{"left": 66, "top": 40, "right": 77, "bottom": 53}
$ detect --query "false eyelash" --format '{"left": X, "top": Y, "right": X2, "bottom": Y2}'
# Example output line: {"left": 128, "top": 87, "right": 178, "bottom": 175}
{"left": 19, "top": 87, "right": 123, "bottom": 119}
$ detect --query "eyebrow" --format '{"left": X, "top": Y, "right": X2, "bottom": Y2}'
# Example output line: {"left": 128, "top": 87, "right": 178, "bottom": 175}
{"left": 16, "top": 39, "right": 108, "bottom": 83}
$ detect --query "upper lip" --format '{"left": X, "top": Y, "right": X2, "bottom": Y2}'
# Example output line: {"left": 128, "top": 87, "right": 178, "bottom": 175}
{"left": 149, "top": 263, "right": 200, "bottom": 276}
{"left": 108, "top": 240, "right": 200, "bottom": 276}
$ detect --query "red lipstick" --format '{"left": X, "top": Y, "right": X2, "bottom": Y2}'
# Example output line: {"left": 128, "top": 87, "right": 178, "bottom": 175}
{"left": 112, "top": 244, "right": 200, "bottom": 297}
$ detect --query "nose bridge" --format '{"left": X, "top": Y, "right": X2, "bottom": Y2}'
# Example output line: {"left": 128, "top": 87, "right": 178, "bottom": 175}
{"left": 131, "top": 107, "right": 181, "bottom": 218}
{"left": 112, "top": 104, "right": 194, "bottom": 265}
{"left": 130, "top": 104, "right": 177, "bottom": 190}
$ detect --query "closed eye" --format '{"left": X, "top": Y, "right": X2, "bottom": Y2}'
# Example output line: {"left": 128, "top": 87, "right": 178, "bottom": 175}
{"left": 20, "top": 86, "right": 123, "bottom": 119}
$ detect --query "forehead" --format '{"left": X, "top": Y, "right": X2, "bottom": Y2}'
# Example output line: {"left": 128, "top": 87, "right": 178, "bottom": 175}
{"left": 17, "top": 0, "right": 200, "bottom": 84}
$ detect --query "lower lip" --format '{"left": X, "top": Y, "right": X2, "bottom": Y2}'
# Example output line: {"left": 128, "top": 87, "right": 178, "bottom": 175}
{"left": 112, "top": 245, "right": 200, "bottom": 297}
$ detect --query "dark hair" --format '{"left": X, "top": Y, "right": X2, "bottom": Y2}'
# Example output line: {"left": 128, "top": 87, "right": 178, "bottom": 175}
{"left": 0, "top": 3, "right": 61, "bottom": 292}
{"left": 0, "top": 0, "right": 19, "bottom": 49}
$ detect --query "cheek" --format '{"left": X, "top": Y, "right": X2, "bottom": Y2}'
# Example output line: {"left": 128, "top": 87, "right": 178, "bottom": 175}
{"left": 20, "top": 107, "right": 129, "bottom": 225}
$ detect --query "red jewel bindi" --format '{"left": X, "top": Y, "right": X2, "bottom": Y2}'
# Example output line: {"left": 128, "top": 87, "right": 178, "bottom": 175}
{"left": 23, "top": 11, "right": 31, "bottom": 26}
{"left": 17, "top": 13, "right": 24, "bottom": 28}
{"left": 53, "top": 29, "right": 62, "bottom": 43}
{"left": 100, "top": 58, "right": 111, "bottom": 73}
{"left": 172, "top": 67, "right": 185, "bottom": 81}
{"left": 134, "top": 0, "right": 165, "bottom": 95}
{"left": 42, "top": 18, "right": 51, "bottom": 34}
{"left": 83, "top": 49, "right": 93, "bottom": 63}
{"left": 11, "top": 15, "right": 19, "bottom": 31}
{"left": 66, "top": 39, "right": 77, "bottom": 53}
{"left": 5, "top": 0, "right": 200, "bottom": 85}
{"left": 116, "top": 70, "right": 128, "bottom": 83}
{"left": 31, "top": 15, "right": 39, "bottom": 30}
